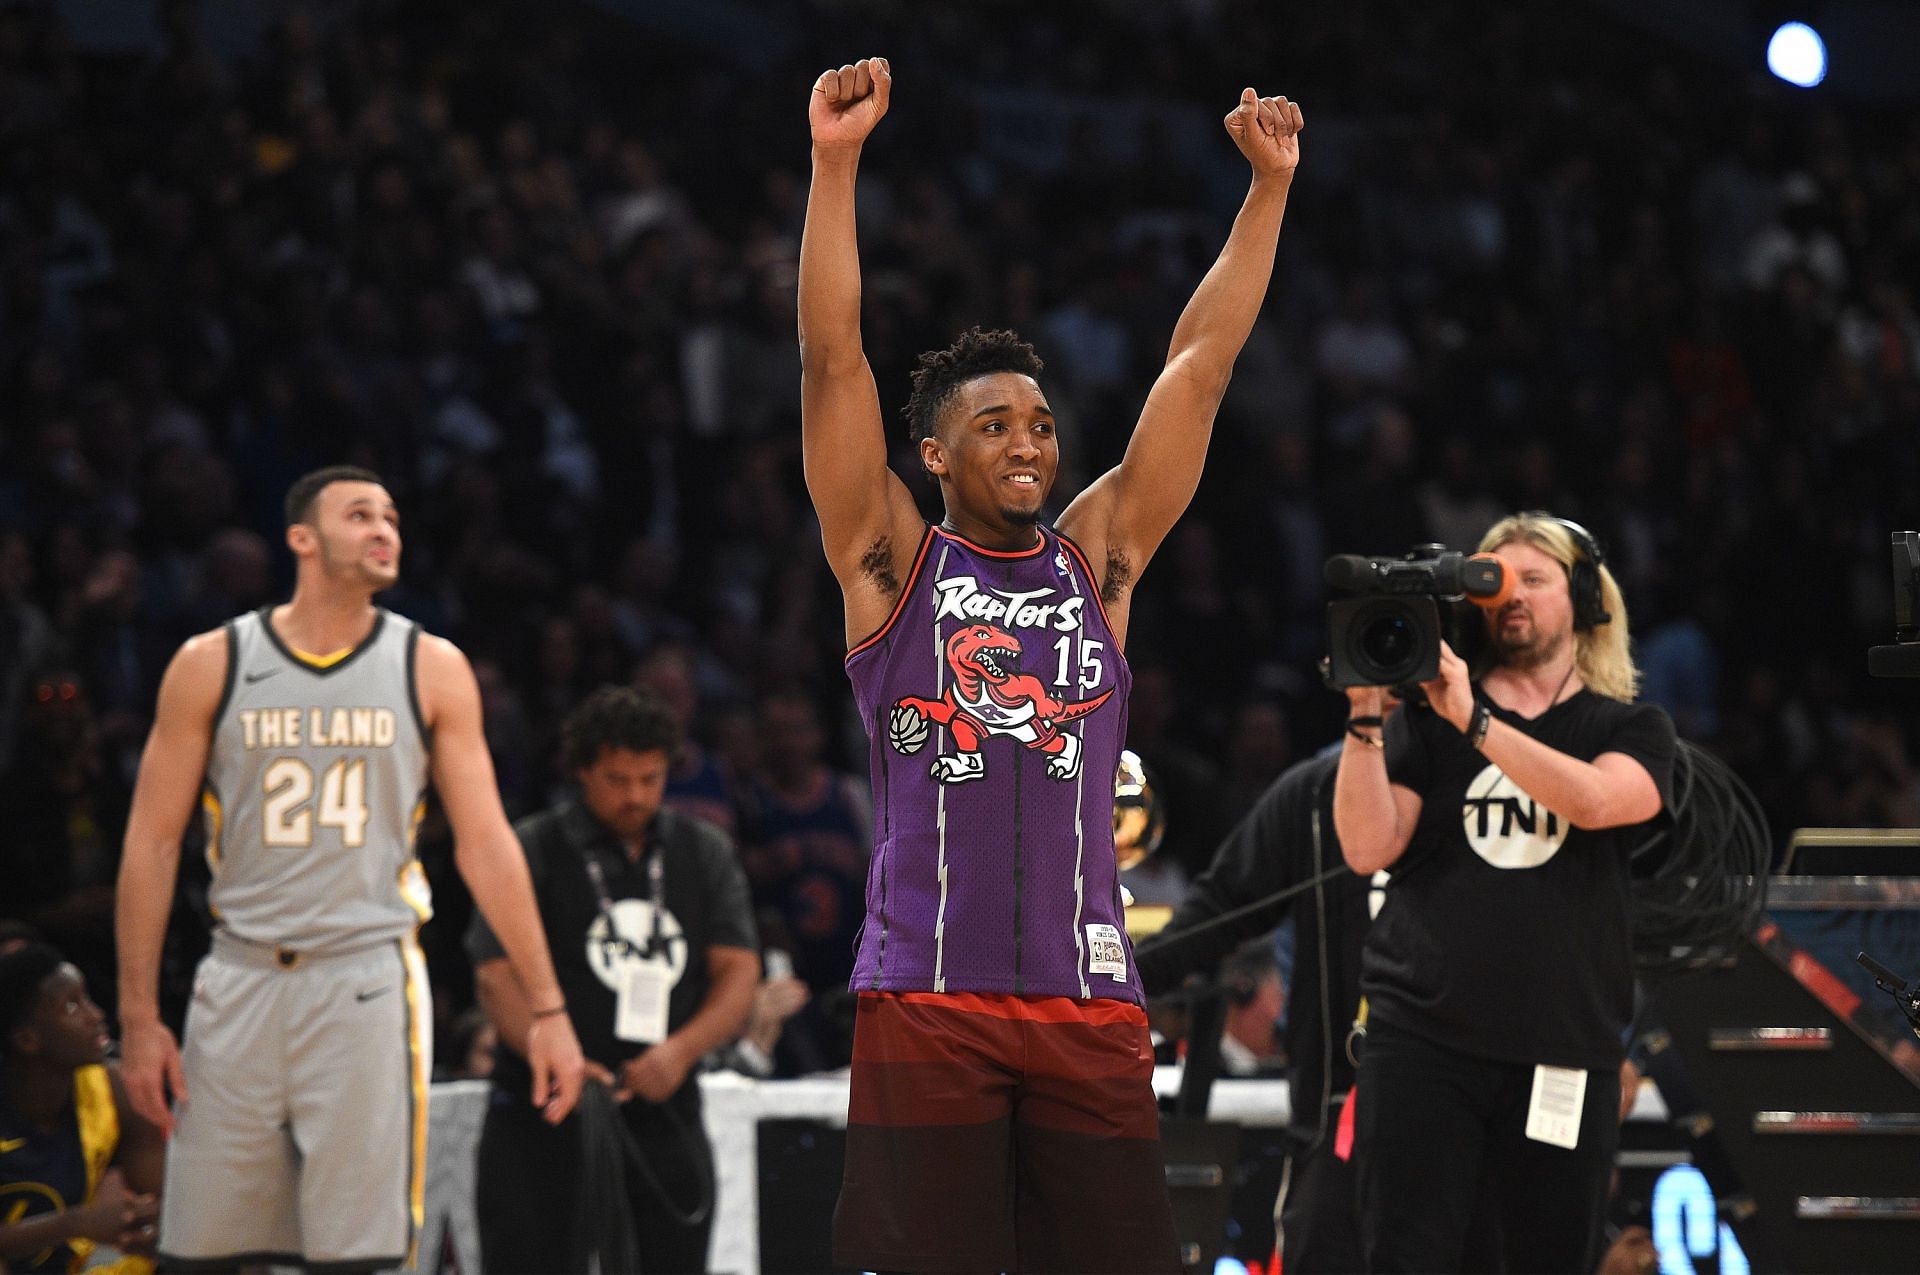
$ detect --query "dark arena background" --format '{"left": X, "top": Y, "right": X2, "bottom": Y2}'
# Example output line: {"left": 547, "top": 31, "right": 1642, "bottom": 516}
{"left": 3, "top": 1, "right": 1920, "bottom": 1272}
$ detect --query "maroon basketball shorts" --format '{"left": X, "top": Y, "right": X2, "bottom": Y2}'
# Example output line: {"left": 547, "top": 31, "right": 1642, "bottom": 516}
{"left": 832, "top": 990, "right": 1181, "bottom": 1273}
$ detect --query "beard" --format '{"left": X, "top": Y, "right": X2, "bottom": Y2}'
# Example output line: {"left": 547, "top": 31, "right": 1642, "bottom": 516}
{"left": 603, "top": 809, "right": 654, "bottom": 840}
{"left": 1493, "top": 618, "right": 1567, "bottom": 671}
{"left": 999, "top": 503, "right": 1044, "bottom": 527}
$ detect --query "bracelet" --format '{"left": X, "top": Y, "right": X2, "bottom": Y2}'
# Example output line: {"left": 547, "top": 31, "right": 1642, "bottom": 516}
{"left": 530, "top": 1003, "right": 568, "bottom": 1021}
{"left": 1346, "top": 721, "right": 1384, "bottom": 749}
{"left": 1466, "top": 703, "right": 1491, "bottom": 750}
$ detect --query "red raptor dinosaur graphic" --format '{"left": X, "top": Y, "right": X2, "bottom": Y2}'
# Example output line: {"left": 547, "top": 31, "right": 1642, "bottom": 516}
{"left": 889, "top": 623, "right": 1112, "bottom": 784}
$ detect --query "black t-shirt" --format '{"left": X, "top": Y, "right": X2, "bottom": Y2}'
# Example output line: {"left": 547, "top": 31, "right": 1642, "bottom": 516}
{"left": 467, "top": 801, "right": 758, "bottom": 1098}
{"left": 1136, "top": 749, "right": 1372, "bottom": 1140}
{"left": 1368, "top": 689, "right": 1676, "bottom": 1069}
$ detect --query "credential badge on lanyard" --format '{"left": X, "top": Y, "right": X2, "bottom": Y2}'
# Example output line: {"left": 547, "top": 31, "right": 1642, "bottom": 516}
{"left": 583, "top": 844, "right": 672, "bottom": 1044}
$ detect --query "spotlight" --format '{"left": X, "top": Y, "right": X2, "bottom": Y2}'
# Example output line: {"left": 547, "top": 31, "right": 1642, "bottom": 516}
{"left": 1766, "top": 21, "right": 1827, "bottom": 88}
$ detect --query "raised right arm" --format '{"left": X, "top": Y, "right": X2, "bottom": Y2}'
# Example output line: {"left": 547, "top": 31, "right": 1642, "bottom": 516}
{"left": 115, "top": 627, "right": 228, "bottom": 1134}
{"left": 799, "top": 57, "right": 925, "bottom": 645}
{"left": 1332, "top": 685, "right": 1422, "bottom": 875}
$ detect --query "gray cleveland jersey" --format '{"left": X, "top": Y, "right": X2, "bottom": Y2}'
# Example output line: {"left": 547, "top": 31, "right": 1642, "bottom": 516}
{"left": 202, "top": 608, "right": 434, "bottom": 950}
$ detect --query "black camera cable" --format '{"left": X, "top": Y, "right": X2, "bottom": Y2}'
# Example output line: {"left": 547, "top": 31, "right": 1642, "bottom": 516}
{"left": 1131, "top": 865, "right": 1353, "bottom": 968}
{"left": 1625, "top": 739, "right": 1772, "bottom": 981}
{"left": 575, "top": 1077, "right": 716, "bottom": 1274}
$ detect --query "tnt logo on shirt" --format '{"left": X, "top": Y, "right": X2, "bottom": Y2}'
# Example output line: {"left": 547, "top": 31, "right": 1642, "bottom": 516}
{"left": 585, "top": 899, "right": 689, "bottom": 991}
{"left": 1461, "top": 763, "right": 1570, "bottom": 869}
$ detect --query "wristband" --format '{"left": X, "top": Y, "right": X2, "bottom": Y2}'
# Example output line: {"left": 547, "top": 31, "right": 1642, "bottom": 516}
{"left": 1346, "top": 719, "right": 1384, "bottom": 749}
{"left": 530, "top": 1003, "right": 568, "bottom": 1021}
{"left": 1466, "top": 703, "right": 1491, "bottom": 750}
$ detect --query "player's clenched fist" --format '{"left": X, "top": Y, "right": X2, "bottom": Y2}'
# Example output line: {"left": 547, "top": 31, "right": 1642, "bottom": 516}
{"left": 811, "top": 56, "right": 892, "bottom": 150}
{"left": 1223, "top": 88, "right": 1304, "bottom": 179}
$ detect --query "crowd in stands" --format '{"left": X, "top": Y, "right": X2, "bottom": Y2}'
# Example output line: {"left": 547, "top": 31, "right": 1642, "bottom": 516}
{"left": 3, "top": 0, "right": 1919, "bottom": 1070}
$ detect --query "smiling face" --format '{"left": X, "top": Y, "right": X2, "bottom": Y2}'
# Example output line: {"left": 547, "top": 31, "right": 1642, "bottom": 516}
{"left": 1486, "top": 539, "right": 1575, "bottom": 669}
{"left": 291, "top": 480, "right": 402, "bottom": 593}
{"left": 921, "top": 372, "right": 1058, "bottom": 535}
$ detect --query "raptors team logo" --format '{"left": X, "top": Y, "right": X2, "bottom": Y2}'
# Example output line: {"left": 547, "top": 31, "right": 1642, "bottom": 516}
{"left": 889, "top": 622, "right": 1111, "bottom": 784}
{"left": 1461, "top": 763, "right": 1571, "bottom": 868}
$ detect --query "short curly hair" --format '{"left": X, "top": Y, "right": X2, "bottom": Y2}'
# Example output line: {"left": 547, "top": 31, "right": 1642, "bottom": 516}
{"left": 561, "top": 684, "right": 681, "bottom": 772}
{"left": 902, "top": 327, "right": 1045, "bottom": 442}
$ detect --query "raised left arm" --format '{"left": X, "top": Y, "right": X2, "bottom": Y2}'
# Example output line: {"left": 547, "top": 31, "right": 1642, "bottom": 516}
{"left": 1059, "top": 91, "right": 1302, "bottom": 593}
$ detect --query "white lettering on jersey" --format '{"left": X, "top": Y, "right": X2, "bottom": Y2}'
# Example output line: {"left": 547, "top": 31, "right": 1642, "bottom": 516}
{"left": 931, "top": 576, "right": 1085, "bottom": 632}
{"left": 242, "top": 706, "right": 399, "bottom": 749}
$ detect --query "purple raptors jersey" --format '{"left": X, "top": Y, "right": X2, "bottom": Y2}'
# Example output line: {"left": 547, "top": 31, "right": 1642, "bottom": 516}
{"left": 844, "top": 524, "right": 1141, "bottom": 1004}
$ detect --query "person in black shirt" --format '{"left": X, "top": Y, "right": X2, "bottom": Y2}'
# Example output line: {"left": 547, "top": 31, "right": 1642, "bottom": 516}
{"left": 468, "top": 686, "right": 759, "bottom": 1274}
{"left": 1140, "top": 730, "right": 1502, "bottom": 1275}
{"left": 1137, "top": 747, "right": 1372, "bottom": 1272}
{"left": 1334, "top": 513, "right": 1676, "bottom": 1275}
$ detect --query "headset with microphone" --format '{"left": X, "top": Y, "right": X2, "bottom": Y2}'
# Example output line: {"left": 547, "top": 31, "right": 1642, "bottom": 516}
{"left": 1522, "top": 511, "right": 1611, "bottom": 631}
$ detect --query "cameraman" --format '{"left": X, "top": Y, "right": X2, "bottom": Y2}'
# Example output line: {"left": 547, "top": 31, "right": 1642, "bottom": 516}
{"left": 1137, "top": 743, "right": 1371, "bottom": 1272}
{"left": 1333, "top": 513, "right": 1675, "bottom": 1275}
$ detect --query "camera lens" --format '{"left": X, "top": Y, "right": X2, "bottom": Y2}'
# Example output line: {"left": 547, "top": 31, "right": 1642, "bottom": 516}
{"left": 1327, "top": 595, "right": 1438, "bottom": 687}
{"left": 1360, "top": 614, "right": 1415, "bottom": 671}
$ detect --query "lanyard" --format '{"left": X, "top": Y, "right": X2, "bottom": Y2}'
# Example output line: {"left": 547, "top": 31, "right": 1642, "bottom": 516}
{"left": 581, "top": 836, "right": 669, "bottom": 961}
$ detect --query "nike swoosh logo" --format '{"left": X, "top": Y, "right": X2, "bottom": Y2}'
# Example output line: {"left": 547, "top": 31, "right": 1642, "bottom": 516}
{"left": 244, "top": 668, "right": 282, "bottom": 683}
{"left": 0, "top": 1137, "right": 25, "bottom": 1153}
{"left": 355, "top": 986, "right": 394, "bottom": 1002}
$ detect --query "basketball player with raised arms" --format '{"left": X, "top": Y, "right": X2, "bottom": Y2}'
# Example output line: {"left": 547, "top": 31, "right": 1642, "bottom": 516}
{"left": 801, "top": 58, "right": 1303, "bottom": 1273}
{"left": 114, "top": 465, "right": 586, "bottom": 1270}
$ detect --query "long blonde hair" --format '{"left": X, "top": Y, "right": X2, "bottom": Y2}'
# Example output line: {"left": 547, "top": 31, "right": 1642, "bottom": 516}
{"left": 1477, "top": 513, "right": 1638, "bottom": 703}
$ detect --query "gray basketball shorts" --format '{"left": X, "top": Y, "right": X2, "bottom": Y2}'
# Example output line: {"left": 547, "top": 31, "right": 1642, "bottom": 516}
{"left": 157, "top": 931, "right": 433, "bottom": 1267}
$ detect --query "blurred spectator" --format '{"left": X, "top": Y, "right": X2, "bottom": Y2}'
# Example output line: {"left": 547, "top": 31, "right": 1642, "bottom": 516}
{"left": 1315, "top": 275, "right": 1413, "bottom": 401}
{"left": 1218, "top": 942, "right": 1286, "bottom": 1078}
{"left": 742, "top": 690, "right": 869, "bottom": 993}
{"left": 0, "top": 532, "right": 58, "bottom": 776}
{"left": 1218, "top": 699, "right": 1295, "bottom": 827}
{"left": 741, "top": 688, "right": 870, "bottom": 1072}
{"left": 441, "top": 1006, "right": 499, "bottom": 1083}
{"left": 711, "top": 963, "right": 811, "bottom": 1079}
{"left": 1746, "top": 172, "right": 1847, "bottom": 297}
{"left": 0, "top": 670, "right": 125, "bottom": 918}
{"left": 635, "top": 642, "right": 744, "bottom": 836}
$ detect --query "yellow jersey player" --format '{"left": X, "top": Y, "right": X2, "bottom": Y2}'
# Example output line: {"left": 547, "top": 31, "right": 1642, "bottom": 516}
{"left": 2, "top": 941, "right": 162, "bottom": 1275}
